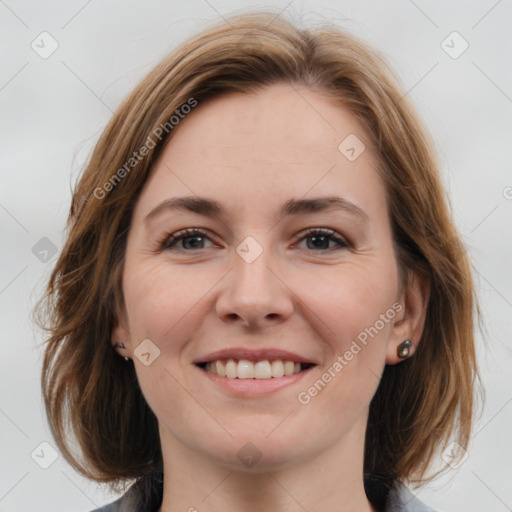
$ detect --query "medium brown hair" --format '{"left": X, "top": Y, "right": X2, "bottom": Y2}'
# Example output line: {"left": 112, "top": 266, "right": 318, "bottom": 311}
{"left": 37, "top": 9, "right": 483, "bottom": 499}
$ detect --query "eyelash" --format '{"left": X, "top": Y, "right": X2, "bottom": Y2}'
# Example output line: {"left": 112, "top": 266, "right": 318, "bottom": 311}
{"left": 158, "top": 228, "right": 350, "bottom": 253}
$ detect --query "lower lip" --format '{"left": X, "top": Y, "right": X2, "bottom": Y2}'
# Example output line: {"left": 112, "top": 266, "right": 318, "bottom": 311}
{"left": 196, "top": 365, "right": 315, "bottom": 396}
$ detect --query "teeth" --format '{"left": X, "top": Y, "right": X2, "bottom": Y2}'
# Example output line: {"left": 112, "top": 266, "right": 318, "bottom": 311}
{"left": 237, "top": 359, "right": 254, "bottom": 379}
{"left": 284, "top": 360, "right": 295, "bottom": 376}
{"left": 271, "top": 360, "right": 284, "bottom": 378}
{"left": 225, "top": 359, "right": 237, "bottom": 379}
{"left": 204, "top": 359, "right": 309, "bottom": 379}
{"left": 215, "top": 360, "right": 225, "bottom": 377}
{"left": 254, "top": 360, "right": 272, "bottom": 379}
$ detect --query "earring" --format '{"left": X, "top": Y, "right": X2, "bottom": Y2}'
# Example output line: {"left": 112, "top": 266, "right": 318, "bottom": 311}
{"left": 115, "top": 342, "right": 130, "bottom": 362}
{"left": 397, "top": 339, "right": 413, "bottom": 359}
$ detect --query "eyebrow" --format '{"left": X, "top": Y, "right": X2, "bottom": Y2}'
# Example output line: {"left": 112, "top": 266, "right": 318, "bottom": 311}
{"left": 145, "top": 195, "right": 370, "bottom": 224}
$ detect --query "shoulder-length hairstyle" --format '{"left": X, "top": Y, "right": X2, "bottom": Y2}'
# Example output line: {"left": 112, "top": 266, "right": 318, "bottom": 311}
{"left": 37, "top": 9, "right": 483, "bottom": 498}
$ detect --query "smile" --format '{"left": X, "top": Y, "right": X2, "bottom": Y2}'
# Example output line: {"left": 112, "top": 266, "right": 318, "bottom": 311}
{"left": 197, "top": 358, "right": 316, "bottom": 379}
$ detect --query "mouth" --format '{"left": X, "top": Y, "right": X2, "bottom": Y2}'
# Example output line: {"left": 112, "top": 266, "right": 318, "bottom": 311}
{"left": 195, "top": 359, "right": 316, "bottom": 379}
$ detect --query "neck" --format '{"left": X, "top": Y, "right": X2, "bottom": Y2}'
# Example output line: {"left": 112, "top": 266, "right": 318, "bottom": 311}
{"left": 157, "top": 415, "right": 378, "bottom": 512}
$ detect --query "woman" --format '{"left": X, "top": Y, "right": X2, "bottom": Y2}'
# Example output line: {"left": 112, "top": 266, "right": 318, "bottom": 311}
{"left": 38, "top": 11, "right": 483, "bottom": 512}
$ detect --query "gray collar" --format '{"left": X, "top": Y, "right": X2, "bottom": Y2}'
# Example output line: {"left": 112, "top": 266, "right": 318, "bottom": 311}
{"left": 92, "top": 478, "right": 438, "bottom": 512}
{"left": 386, "top": 481, "right": 438, "bottom": 512}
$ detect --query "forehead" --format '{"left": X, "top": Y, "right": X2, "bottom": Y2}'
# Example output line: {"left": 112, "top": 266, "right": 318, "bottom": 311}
{"left": 133, "top": 83, "right": 386, "bottom": 223}
{"left": 167, "top": 83, "right": 373, "bottom": 162}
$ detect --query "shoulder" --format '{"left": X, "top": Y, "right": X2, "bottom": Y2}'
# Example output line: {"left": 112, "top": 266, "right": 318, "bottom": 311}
{"left": 90, "top": 476, "right": 436, "bottom": 512}
{"left": 87, "top": 492, "right": 134, "bottom": 512}
{"left": 385, "top": 480, "right": 438, "bottom": 512}
{"left": 88, "top": 474, "right": 163, "bottom": 512}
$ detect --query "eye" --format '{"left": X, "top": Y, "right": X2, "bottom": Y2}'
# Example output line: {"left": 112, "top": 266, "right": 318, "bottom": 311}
{"left": 295, "top": 228, "right": 350, "bottom": 252}
{"left": 159, "top": 228, "right": 214, "bottom": 252}
{"left": 158, "top": 227, "right": 350, "bottom": 253}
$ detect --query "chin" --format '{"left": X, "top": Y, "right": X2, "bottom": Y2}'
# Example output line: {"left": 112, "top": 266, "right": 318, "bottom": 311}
{"left": 196, "top": 431, "right": 316, "bottom": 473}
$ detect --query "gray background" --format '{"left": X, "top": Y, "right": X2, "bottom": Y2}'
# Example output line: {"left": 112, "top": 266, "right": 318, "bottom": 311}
{"left": 1, "top": 0, "right": 511, "bottom": 510}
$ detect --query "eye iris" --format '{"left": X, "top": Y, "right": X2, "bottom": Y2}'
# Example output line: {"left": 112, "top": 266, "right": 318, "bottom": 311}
{"left": 183, "top": 235, "right": 204, "bottom": 249}
{"left": 308, "top": 235, "right": 329, "bottom": 250}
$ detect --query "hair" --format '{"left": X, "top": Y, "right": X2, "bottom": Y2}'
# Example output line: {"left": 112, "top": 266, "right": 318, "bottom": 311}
{"left": 36, "top": 9, "right": 484, "bottom": 505}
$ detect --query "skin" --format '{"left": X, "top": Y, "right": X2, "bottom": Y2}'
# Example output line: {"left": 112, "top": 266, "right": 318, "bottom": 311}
{"left": 112, "top": 83, "right": 430, "bottom": 512}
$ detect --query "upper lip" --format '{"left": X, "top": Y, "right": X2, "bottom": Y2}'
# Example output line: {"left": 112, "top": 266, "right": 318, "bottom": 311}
{"left": 193, "top": 347, "right": 318, "bottom": 365}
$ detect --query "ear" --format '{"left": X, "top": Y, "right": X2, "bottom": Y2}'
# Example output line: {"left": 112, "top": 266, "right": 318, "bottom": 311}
{"left": 111, "top": 301, "right": 132, "bottom": 359}
{"left": 386, "top": 270, "right": 430, "bottom": 365}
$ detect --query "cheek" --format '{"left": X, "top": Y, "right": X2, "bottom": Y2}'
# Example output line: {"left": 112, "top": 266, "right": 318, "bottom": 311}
{"left": 299, "top": 258, "right": 398, "bottom": 346}
{"left": 122, "top": 257, "right": 221, "bottom": 352}
{"left": 122, "top": 260, "right": 213, "bottom": 424}
{"left": 124, "top": 267, "right": 177, "bottom": 342}
{"left": 306, "top": 257, "right": 399, "bottom": 403}
{"left": 293, "top": 257, "right": 398, "bottom": 404}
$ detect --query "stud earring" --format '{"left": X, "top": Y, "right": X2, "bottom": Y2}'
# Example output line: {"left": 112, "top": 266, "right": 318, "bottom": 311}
{"left": 115, "top": 342, "right": 130, "bottom": 362}
{"left": 397, "top": 339, "right": 413, "bottom": 359}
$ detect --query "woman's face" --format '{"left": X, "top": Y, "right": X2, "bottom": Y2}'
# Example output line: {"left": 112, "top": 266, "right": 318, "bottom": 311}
{"left": 114, "top": 83, "right": 423, "bottom": 471}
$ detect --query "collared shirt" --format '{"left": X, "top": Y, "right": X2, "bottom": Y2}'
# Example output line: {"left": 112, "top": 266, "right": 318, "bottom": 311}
{"left": 90, "top": 477, "right": 437, "bottom": 512}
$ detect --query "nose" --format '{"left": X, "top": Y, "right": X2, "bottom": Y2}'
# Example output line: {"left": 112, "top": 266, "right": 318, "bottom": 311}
{"left": 215, "top": 240, "right": 294, "bottom": 329}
